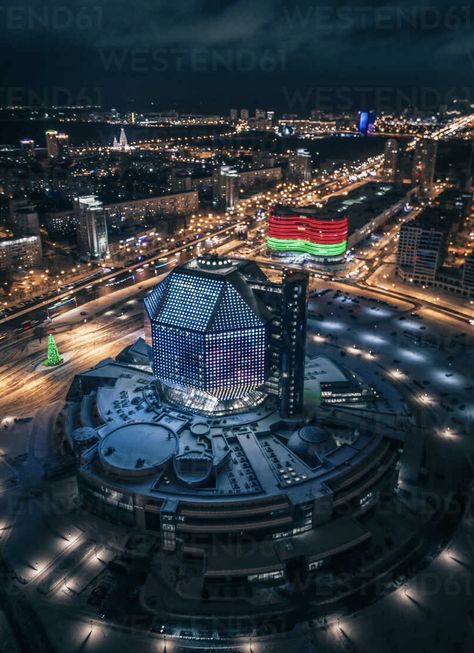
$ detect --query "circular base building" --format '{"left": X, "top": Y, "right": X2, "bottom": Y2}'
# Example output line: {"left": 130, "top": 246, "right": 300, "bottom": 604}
{"left": 64, "top": 256, "right": 405, "bottom": 634}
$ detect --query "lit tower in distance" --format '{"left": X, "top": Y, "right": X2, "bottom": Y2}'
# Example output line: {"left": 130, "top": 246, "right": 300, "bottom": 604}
{"left": 45, "top": 130, "right": 69, "bottom": 157}
{"left": 45, "top": 130, "right": 59, "bottom": 157}
{"left": 119, "top": 127, "right": 128, "bottom": 149}
{"left": 383, "top": 139, "right": 399, "bottom": 182}
{"left": 56, "top": 132, "right": 69, "bottom": 157}
{"left": 20, "top": 138, "right": 36, "bottom": 157}
{"left": 113, "top": 128, "right": 131, "bottom": 151}
{"left": 289, "top": 149, "right": 312, "bottom": 182}
{"left": 412, "top": 139, "right": 438, "bottom": 198}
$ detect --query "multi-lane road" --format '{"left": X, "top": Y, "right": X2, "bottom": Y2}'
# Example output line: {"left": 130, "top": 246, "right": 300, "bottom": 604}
{"left": 0, "top": 304, "right": 143, "bottom": 416}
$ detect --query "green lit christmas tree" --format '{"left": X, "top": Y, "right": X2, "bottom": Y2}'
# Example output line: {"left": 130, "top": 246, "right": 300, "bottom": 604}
{"left": 44, "top": 333, "right": 63, "bottom": 366}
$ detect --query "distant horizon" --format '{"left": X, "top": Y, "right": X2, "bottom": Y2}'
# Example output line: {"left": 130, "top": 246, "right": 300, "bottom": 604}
{"left": 1, "top": 1, "right": 472, "bottom": 114}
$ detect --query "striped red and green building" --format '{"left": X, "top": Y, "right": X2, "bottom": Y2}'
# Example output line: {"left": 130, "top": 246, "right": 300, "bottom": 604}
{"left": 267, "top": 205, "right": 348, "bottom": 259}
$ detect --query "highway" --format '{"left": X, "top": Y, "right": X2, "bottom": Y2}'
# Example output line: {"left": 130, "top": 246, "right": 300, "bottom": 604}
{"left": 0, "top": 309, "right": 143, "bottom": 416}
{"left": 0, "top": 221, "right": 248, "bottom": 330}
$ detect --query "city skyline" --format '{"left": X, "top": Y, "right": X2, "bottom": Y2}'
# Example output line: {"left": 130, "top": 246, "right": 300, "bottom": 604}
{"left": 0, "top": 3, "right": 473, "bottom": 653}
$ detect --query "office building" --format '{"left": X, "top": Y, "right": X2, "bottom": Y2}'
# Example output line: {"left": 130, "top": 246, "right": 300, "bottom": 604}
{"left": 305, "top": 356, "right": 378, "bottom": 405}
{"left": 358, "top": 110, "right": 377, "bottom": 135}
{"left": 258, "top": 267, "right": 309, "bottom": 417}
{"left": 169, "top": 169, "right": 193, "bottom": 193}
{"left": 289, "top": 148, "right": 312, "bottom": 182}
{"left": 239, "top": 166, "right": 282, "bottom": 192}
{"left": 45, "top": 130, "right": 58, "bottom": 157}
{"left": 76, "top": 195, "right": 109, "bottom": 259}
{"left": 212, "top": 165, "right": 239, "bottom": 210}
{"left": 396, "top": 188, "right": 474, "bottom": 296}
{"left": 55, "top": 191, "right": 199, "bottom": 237}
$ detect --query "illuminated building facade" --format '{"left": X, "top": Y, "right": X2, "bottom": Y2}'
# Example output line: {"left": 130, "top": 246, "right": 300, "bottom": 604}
{"left": 112, "top": 127, "right": 131, "bottom": 151}
{"left": 45, "top": 130, "right": 69, "bottom": 157}
{"left": 145, "top": 256, "right": 271, "bottom": 414}
{"left": 267, "top": 204, "right": 349, "bottom": 261}
{"left": 383, "top": 139, "right": 399, "bottom": 182}
{"left": 289, "top": 148, "right": 312, "bottom": 182}
{"left": 358, "top": 110, "right": 377, "bottom": 135}
{"left": 20, "top": 138, "right": 35, "bottom": 157}
{"left": 212, "top": 165, "right": 239, "bottom": 210}
{"left": 76, "top": 195, "right": 109, "bottom": 260}
{"left": 0, "top": 235, "right": 42, "bottom": 270}
{"left": 64, "top": 255, "right": 404, "bottom": 632}
{"left": 258, "top": 267, "right": 308, "bottom": 417}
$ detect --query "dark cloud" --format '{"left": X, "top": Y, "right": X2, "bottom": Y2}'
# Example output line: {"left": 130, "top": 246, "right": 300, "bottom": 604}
{"left": 0, "top": 0, "right": 471, "bottom": 111}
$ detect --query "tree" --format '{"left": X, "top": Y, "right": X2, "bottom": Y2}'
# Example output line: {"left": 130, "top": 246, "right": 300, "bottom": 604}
{"left": 45, "top": 334, "right": 63, "bottom": 366}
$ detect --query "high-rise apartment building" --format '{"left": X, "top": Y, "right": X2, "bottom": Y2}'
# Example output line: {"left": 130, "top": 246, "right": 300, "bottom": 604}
{"left": 412, "top": 139, "right": 438, "bottom": 197}
{"left": 383, "top": 139, "right": 399, "bottom": 182}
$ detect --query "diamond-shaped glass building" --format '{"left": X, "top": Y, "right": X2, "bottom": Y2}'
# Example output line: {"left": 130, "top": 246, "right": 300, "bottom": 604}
{"left": 144, "top": 256, "right": 272, "bottom": 413}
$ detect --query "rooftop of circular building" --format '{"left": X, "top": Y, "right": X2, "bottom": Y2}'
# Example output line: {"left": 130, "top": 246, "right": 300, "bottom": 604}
{"left": 98, "top": 422, "right": 178, "bottom": 478}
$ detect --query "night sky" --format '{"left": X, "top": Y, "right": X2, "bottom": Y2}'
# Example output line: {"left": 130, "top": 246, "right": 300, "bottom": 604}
{"left": 0, "top": 0, "right": 472, "bottom": 113}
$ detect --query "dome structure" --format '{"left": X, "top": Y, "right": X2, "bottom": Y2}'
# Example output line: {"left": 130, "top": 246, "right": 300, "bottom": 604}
{"left": 287, "top": 425, "right": 337, "bottom": 466}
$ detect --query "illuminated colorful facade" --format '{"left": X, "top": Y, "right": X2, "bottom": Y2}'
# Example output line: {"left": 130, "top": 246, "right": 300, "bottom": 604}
{"left": 144, "top": 256, "right": 271, "bottom": 413}
{"left": 267, "top": 205, "right": 349, "bottom": 259}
